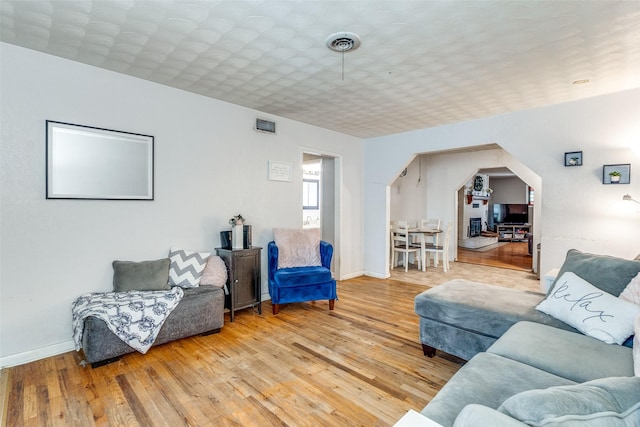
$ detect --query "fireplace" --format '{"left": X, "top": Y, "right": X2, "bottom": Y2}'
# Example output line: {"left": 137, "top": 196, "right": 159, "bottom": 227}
{"left": 470, "top": 218, "right": 482, "bottom": 237}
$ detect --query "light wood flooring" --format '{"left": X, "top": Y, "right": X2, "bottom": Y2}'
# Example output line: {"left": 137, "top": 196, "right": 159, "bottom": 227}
{"left": 2, "top": 277, "right": 465, "bottom": 427}
{"left": 457, "top": 241, "right": 532, "bottom": 271}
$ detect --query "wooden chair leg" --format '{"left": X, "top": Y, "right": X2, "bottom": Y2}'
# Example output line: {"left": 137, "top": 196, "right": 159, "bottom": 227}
{"left": 272, "top": 304, "right": 280, "bottom": 315}
{"left": 329, "top": 299, "right": 335, "bottom": 310}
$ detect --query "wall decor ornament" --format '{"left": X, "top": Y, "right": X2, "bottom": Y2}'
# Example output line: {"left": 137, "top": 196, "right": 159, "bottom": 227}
{"left": 232, "top": 225, "right": 244, "bottom": 249}
{"left": 564, "top": 151, "right": 582, "bottom": 167}
{"left": 229, "top": 214, "right": 245, "bottom": 249}
{"left": 268, "top": 160, "right": 292, "bottom": 182}
{"left": 602, "top": 164, "right": 630, "bottom": 185}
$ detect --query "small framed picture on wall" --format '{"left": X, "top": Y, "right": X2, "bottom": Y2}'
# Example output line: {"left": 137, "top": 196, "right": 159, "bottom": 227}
{"left": 602, "top": 164, "right": 630, "bottom": 184}
{"left": 564, "top": 151, "right": 582, "bottom": 166}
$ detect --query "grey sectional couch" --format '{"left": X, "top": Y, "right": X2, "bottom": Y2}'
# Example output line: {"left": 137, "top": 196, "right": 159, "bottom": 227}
{"left": 422, "top": 321, "right": 638, "bottom": 426}
{"left": 415, "top": 250, "right": 640, "bottom": 361}
{"left": 413, "top": 250, "right": 640, "bottom": 426}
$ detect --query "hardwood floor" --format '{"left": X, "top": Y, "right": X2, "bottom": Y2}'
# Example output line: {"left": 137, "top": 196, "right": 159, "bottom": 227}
{"left": 2, "top": 277, "right": 463, "bottom": 427}
{"left": 457, "top": 241, "right": 533, "bottom": 271}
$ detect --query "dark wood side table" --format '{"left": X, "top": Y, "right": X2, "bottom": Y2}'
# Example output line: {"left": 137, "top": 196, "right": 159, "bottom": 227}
{"left": 215, "top": 247, "right": 262, "bottom": 322}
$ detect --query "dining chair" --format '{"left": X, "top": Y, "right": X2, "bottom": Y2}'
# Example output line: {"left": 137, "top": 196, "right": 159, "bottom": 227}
{"left": 424, "top": 221, "right": 453, "bottom": 272}
{"left": 391, "top": 221, "right": 421, "bottom": 272}
{"left": 420, "top": 218, "right": 441, "bottom": 266}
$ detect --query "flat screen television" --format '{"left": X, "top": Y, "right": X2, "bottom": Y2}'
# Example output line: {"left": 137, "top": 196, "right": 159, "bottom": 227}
{"left": 490, "top": 203, "right": 529, "bottom": 225}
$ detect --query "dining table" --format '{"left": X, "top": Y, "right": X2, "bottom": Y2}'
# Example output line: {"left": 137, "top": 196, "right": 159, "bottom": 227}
{"left": 407, "top": 228, "right": 443, "bottom": 271}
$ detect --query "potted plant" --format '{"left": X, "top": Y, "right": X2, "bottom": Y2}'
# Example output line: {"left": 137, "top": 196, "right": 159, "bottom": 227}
{"left": 229, "top": 214, "right": 245, "bottom": 226}
{"left": 609, "top": 171, "right": 622, "bottom": 183}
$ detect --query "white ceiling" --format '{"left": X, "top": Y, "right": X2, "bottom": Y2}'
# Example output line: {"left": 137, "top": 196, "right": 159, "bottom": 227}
{"left": 2, "top": 1, "right": 640, "bottom": 138}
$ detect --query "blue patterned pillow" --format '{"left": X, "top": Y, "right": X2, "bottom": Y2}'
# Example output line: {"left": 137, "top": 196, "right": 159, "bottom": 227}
{"left": 168, "top": 247, "right": 210, "bottom": 288}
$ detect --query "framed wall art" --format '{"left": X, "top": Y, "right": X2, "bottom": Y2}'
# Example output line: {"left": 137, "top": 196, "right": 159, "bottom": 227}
{"left": 268, "top": 160, "right": 292, "bottom": 182}
{"left": 564, "top": 151, "right": 582, "bottom": 166}
{"left": 602, "top": 164, "right": 630, "bottom": 184}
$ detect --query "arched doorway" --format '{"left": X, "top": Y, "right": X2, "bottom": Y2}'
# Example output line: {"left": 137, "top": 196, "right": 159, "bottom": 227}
{"left": 388, "top": 145, "right": 541, "bottom": 276}
{"left": 457, "top": 168, "right": 534, "bottom": 272}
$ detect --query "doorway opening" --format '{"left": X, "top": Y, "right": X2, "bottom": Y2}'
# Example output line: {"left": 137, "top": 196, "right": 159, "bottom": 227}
{"left": 302, "top": 152, "right": 340, "bottom": 278}
{"left": 387, "top": 146, "right": 540, "bottom": 279}
{"left": 457, "top": 167, "right": 534, "bottom": 272}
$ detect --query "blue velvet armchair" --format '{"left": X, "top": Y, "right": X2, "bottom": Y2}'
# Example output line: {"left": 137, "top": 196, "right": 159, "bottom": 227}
{"left": 268, "top": 240, "right": 337, "bottom": 314}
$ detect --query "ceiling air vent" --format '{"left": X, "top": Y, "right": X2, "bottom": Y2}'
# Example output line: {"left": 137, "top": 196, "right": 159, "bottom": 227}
{"left": 255, "top": 118, "right": 276, "bottom": 134}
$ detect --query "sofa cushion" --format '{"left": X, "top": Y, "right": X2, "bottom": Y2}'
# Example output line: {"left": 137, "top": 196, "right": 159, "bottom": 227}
{"left": 112, "top": 258, "right": 171, "bottom": 292}
{"left": 620, "top": 272, "right": 640, "bottom": 305}
{"left": 274, "top": 266, "right": 332, "bottom": 287}
{"left": 421, "top": 352, "right": 575, "bottom": 427}
{"left": 168, "top": 247, "right": 210, "bottom": 288}
{"left": 200, "top": 255, "right": 227, "bottom": 288}
{"left": 549, "top": 249, "right": 640, "bottom": 297}
{"left": 536, "top": 272, "right": 640, "bottom": 345}
{"left": 498, "top": 377, "right": 640, "bottom": 426}
{"left": 273, "top": 228, "right": 321, "bottom": 268}
{"left": 454, "top": 404, "right": 528, "bottom": 427}
{"left": 488, "top": 322, "right": 634, "bottom": 383}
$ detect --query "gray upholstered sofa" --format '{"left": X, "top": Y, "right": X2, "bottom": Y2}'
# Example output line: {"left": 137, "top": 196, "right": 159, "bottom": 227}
{"left": 413, "top": 250, "right": 640, "bottom": 426}
{"left": 422, "top": 321, "right": 638, "bottom": 426}
{"left": 82, "top": 285, "right": 225, "bottom": 367}
{"left": 79, "top": 253, "right": 228, "bottom": 367}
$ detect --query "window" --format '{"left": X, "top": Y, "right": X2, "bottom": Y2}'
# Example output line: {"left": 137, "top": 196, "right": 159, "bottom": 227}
{"left": 303, "top": 179, "right": 319, "bottom": 209}
{"left": 528, "top": 186, "right": 535, "bottom": 205}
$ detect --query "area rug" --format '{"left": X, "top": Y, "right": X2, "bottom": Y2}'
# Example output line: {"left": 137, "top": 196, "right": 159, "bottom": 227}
{"left": 390, "top": 261, "right": 540, "bottom": 292}
{"left": 467, "top": 241, "right": 509, "bottom": 252}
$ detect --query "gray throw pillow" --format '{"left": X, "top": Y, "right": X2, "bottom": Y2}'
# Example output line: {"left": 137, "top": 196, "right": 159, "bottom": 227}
{"left": 498, "top": 377, "right": 640, "bottom": 426}
{"left": 549, "top": 249, "right": 640, "bottom": 296}
{"left": 112, "top": 258, "right": 171, "bottom": 292}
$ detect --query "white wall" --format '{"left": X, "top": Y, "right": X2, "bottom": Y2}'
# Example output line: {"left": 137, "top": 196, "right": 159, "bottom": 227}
{"left": 0, "top": 43, "right": 364, "bottom": 367}
{"left": 389, "top": 155, "right": 425, "bottom": 225}
{"left": 364, "top": 89, "right": 640, "bottom": 279}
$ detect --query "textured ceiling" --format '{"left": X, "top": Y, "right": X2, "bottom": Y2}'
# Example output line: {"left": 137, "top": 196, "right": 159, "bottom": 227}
{"left": 2, "top": 1, "right": 640, "bottom": 138}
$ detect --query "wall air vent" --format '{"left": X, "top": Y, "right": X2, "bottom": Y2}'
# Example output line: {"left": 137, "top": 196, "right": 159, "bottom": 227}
{"left": 255, "top": 118, "right": 276, "bottom": 134}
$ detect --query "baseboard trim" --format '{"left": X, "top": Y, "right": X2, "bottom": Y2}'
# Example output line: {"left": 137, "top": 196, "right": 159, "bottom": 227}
{"left": 363, "top": 271, "right": 389, "bottom": 279}
{"left": 0, "top": 340, "right": 75, "bottom": 368}
{"left": 338, "top": 271, "right": 365, "bottom": 281}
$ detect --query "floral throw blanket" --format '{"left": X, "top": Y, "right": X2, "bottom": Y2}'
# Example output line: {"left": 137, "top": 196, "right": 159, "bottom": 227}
{"left": 72, "top": 287, "right": 184, "bottom": 354}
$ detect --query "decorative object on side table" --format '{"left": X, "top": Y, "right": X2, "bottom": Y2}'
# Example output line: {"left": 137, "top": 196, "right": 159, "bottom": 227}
{"left": 602, "top": 164, "right": 630, "bottom": 184}
{"left": 229, "top": 214, "right": 245, "bottom": 249}
{"left": 564, "top": 151, "right": 582, "bottom": 166}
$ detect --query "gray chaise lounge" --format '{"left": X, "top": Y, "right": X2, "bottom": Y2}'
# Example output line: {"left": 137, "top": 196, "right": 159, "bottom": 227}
{"left": 82, "top": 286, "right": 225, "bottom": 367}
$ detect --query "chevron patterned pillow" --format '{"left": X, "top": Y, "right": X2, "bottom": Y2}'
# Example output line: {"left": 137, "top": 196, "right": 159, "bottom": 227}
{"left": 168, "top": 247, "right": 211, "bottom": 288}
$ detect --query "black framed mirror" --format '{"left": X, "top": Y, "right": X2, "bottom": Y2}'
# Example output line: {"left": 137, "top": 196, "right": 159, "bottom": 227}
{"left": 46, "top": 121, "right": 154, "bottom": 200}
